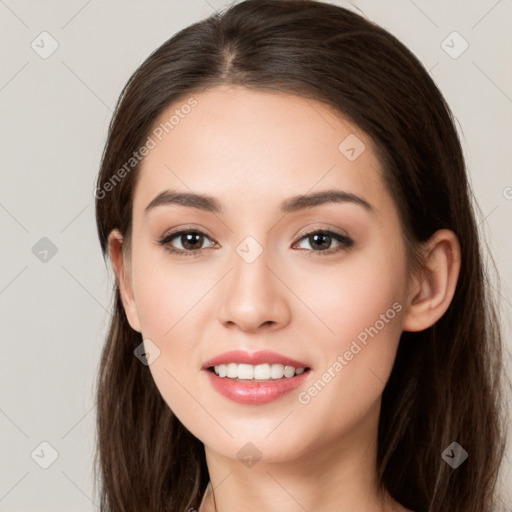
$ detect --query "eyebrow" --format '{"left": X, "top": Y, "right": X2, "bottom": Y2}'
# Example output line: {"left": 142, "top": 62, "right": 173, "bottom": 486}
{"left": 144, "top": 189, "right": 374, "bottom": 215}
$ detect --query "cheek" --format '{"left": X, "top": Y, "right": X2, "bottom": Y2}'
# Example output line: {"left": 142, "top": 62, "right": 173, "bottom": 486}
{"left": 130, "top": 245, "right": 201, "bottom": 339}
{"left": 131, "top": 256, "right": 210, "bottom": 428}
{"left": 296, "top": 238, "right": 406, "bottom": 355}
{"left": 129, "top": 246, "right": 218, "bottom": 399}
{"left": 292, "top": 241, "right": 407, "bottom": 432}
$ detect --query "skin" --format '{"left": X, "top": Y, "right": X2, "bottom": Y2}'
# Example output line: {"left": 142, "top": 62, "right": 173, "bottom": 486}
{"left": 108, "top": 85, "right": 461, "bottom": 512}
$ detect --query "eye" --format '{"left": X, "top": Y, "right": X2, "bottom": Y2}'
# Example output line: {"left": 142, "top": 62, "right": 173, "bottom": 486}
{"left": 158, "top": 229, "right": 217, "bottom": 257}
{"left": 293, "top": 229, "right": 354, "bottom": 256}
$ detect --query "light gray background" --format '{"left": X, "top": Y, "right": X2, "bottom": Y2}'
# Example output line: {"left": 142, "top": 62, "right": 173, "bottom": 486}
{"left": 1, "top": 0, "right": 511, "bottom": 510}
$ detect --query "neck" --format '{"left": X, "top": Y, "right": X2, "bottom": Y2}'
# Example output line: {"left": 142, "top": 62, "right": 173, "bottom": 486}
{"left": 198, "top": 400, "right": 405, "bottom": 512}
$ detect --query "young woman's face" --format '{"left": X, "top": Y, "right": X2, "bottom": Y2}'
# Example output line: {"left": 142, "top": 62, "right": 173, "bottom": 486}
{"left": 122, "top": 85, "right": 412, "bottom": 462}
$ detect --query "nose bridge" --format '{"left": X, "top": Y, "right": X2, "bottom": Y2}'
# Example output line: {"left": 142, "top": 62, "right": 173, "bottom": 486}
{"left": 217, "top": 234, "right": 290, "bottom": 331}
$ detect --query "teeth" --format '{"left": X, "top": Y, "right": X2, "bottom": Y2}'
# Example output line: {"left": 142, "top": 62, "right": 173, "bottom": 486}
{"left": 213, "top": 363, "right": 307, "bottom": 380}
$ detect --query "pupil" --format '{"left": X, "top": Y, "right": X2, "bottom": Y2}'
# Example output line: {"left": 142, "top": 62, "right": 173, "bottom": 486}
{"left": 183, "top": 233, "right": 202, "bottom": 250}
{"left": 311, "top": 233, "right": 331, "bottom": 250}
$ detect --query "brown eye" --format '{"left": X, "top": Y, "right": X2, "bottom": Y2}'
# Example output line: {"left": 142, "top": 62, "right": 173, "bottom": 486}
{"left": 308, "top": 232, "right": 332, "bottom": 251}
{"left": 178, "top": 232, "right": 205, "bottom": 250}
{"left": 294, "top": 229, "right": 354, "bottom": 255}
{"left": 159, "top": 229, "right": 216, "bottom": 256}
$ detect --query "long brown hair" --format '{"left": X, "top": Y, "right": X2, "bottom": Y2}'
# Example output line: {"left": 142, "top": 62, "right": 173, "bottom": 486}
{"left": 93, "top": 1, "right": 508, "bottom": 511}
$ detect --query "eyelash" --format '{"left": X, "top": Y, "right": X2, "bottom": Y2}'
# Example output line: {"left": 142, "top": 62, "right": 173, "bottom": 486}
{"left": 158, "top": 228, "right": 354, "bottom": 258}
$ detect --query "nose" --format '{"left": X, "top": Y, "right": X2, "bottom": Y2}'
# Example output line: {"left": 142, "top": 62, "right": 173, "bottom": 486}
{"left": 217, "top": 246, "right": 291, "bottom": 333}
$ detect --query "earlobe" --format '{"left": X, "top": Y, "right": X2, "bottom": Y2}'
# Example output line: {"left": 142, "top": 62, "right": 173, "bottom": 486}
{"left": 402, "top": 229, "right": 461, "bottom": 332}
{"left": 107, "top": 229, "right": 142, "bottom": 333}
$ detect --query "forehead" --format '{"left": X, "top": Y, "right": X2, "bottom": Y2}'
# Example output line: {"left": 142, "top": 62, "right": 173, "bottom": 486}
{"left": 133, "top": 85, "right": 390, "bottom": 218}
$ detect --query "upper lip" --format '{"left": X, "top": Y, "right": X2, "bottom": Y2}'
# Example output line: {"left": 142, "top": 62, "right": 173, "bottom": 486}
{"left": 202, "top": 350, "right": 310, "bottom": 369}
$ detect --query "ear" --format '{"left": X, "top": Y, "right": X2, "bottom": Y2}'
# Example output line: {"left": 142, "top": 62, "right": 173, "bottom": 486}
{"left": 107, "top": 229, "right": 142, "bottom": 333}
{"left": 402, "top": 229, "right": 461, "bottom": 332}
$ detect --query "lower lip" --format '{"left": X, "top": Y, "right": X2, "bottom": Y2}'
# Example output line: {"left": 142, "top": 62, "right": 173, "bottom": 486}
{"left": 204, "top": 369, "right": 311, "bottom": 405}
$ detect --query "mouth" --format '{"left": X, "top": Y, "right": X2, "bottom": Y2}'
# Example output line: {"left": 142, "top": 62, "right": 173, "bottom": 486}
{"left": 201, "top": 350, "right": 312, "bottom": 404}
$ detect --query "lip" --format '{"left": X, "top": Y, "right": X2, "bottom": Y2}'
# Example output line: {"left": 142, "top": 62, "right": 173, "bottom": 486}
{"left": 204, "top": 368, "right": 311, "bottom": 405}
{"left": 202, "top": 350, "right": 310, "bottom": 369}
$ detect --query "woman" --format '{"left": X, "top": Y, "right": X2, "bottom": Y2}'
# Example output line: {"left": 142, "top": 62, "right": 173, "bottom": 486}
{"left": 93, "top": 1, "right": 508, "bottom": 511}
